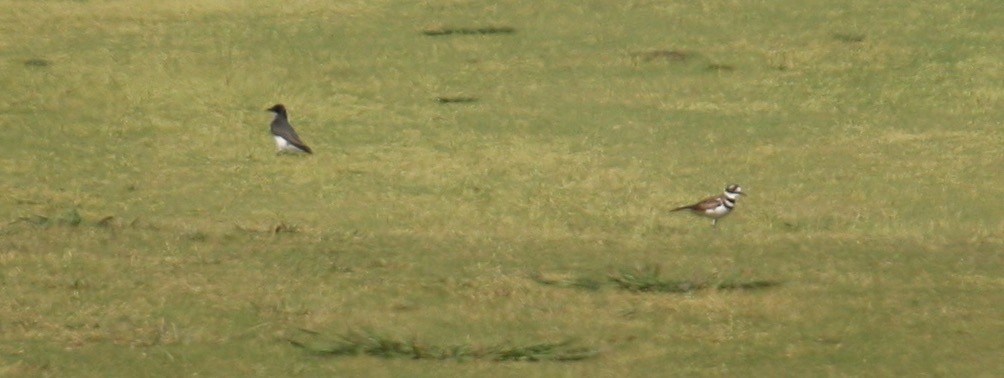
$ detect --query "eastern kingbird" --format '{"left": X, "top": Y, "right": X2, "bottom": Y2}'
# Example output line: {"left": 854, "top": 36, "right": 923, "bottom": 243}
{"left": 266, "top": 104, "right": 313, "bottom": 154}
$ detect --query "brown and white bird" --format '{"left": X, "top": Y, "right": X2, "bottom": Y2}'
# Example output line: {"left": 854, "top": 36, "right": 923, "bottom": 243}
{"left": 670, "top": 184, "right": 745, "bottom": 226}
{"left": 267, "top": 104, "right": 313, "bottom": 154}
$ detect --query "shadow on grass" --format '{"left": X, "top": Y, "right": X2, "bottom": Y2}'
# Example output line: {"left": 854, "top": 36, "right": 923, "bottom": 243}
{"left": 706, "top": 63, "right": 735, "bottom": 72}
{"left": 421, "top": 26, "right": 515, "bottom": 36}
{"left": 4, "top": 208, "right": 167, "bottom": 234}
{"left": 630, "top": 49, "right": 692, "bottom": 62}
{"left": 435, "top": 96, "right": 479, "bottom": 104}
{"left": 533, "top": 266, "right": 781, "bottom": 294}
{"left": 832, "top": 32, "right": 866, "bottom": 43}
{"left": 24, "top": 58, "right": 51, "bottom": 67}
{"left": 3, "top": 207, "right": 310, "bottom": 243}
{"left": 288, "top": 329, "right": 599, "bottom": 362}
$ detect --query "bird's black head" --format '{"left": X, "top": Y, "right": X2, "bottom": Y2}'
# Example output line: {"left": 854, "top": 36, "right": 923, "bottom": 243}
{"left": 725, "top": 184, "right": 745, "bottom": 196}
{"left": 266, "top": 104, "right": 287, "bottom": 117}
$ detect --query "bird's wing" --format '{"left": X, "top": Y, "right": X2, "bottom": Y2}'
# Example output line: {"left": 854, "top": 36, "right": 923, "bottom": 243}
{"left": 671, "top": 195, "right": 723, "bottom": 211}
{"left": 272, "top": 119, "right": 313, "bottom": 153}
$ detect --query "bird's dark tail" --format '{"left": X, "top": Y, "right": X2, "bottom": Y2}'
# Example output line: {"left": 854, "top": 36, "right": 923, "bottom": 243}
{"left": 289, "top": 142, "right": 312, "bottom": 154}
{"left": 670, "top": 205, "right": 692, "bottom": 212}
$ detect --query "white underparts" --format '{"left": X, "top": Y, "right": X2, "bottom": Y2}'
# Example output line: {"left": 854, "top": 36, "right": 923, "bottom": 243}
{"left": 274, "top": 136, "right": 307, "bottom": 153}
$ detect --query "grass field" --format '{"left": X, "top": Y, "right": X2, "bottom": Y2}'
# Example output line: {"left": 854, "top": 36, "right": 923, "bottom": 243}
{"left": 2, "top": 0, "right": 1002, "bottom": 376}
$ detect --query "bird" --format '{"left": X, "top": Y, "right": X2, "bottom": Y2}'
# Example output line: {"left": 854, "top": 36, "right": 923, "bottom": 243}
{"left": 266, "top": 104, "right": 313, "bottom": 154}
{"left": 670, "top": 184, "right": 746, "bottom": 226}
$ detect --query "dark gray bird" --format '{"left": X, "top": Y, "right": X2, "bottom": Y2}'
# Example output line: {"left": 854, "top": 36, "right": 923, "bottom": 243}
{"left": 266, "top": 104, "right": 312, "bottom": 154}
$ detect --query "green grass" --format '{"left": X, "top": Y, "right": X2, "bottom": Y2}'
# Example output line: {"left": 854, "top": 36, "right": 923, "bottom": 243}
{"left": 2, "top": 0, "right": 1003, "bottom": 376}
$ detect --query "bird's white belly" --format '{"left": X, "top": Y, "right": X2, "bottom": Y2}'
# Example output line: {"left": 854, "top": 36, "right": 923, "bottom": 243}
{"left": 273, "top": 136, "right": 303, "bottom": 153}
{"left": 704, "top": 205, "right": 731, "bottom": 218}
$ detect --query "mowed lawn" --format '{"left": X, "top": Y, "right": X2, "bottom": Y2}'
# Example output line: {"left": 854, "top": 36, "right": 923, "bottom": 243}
{"left": 1, "top": 0, "right": 1002, "bottom": 376}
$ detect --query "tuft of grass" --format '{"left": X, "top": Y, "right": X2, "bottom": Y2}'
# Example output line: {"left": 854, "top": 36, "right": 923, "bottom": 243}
{"left": 6, "top": 208, "right": 89, "bottom": 228}
{"left": 58, "top": 208, "right": 83, "bottom": 227}
{"left": 8, "top": 214, "right": 50, "bottom": 227}
{"left": 531, "top": 272, "right": 604, "bottom": 291}
{"left": 490, "top": 340, "right": 599, "bottom": 362}
{"left": 609, "top": 267, "right": 709, "bottom": 293}
{"left": 95, "top": 216, "right": 116, "bottom": 227}
{"left": 288, "top": 329, "right": 599, "bottom": 362}
{"left": 185, "top": 231, "right": 209, "bottom": 242}
{"left": 271, "top": 222, "right": 299, "bottom": 234}
{"left": 715, "top": 279, "right": 783, "bottom": 291}
{"left": 233, "top": 222, "right": 300, "bottom": 235}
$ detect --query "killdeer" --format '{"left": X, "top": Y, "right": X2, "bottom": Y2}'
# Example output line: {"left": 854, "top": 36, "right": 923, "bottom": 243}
{"left": 670, "top": 184, "right": 745, "bottom": 226}
{"left": 266, "top": 104, "right": 313, "bottom": 154}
